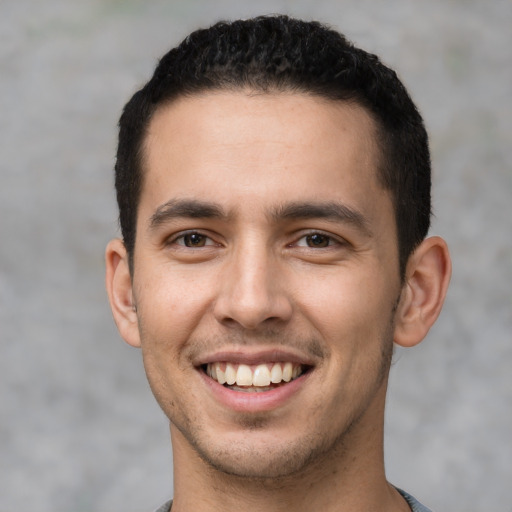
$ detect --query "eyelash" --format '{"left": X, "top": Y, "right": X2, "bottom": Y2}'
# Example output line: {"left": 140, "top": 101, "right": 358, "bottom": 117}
{"left": 169, "top": 231, "right": 218, "bottom": 248}
{"left": 167, "top": 230, "right": 345, "bottom": 250}
{"left": 292, "top": 231, "right": 344, "bottom": 249}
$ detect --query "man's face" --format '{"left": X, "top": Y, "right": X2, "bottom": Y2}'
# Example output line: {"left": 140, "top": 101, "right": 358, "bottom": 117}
{"left": 131, "top": 91, "right": 403, "bottom": 478}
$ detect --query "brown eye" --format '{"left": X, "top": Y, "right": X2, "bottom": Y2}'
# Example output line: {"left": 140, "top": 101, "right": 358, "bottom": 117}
{"left": 182, "top": 233, "right": 207, "bottom": 247}
{"left": 306, "top": 234, "right": 330, "bottom": 247}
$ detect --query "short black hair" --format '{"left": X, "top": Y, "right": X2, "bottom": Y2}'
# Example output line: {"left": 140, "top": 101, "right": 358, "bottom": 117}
{"left": 115, "top": 15, "right": 431, "bottom": 276}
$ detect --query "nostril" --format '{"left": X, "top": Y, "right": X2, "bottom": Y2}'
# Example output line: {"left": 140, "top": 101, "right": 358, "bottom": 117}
{"left": 212, "top": 282, "right": 293, "bottom": 330}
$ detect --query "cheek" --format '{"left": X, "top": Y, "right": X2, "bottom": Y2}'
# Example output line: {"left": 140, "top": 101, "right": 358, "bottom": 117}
{"left": 135, "top": 264, "right": 215, "bottom": 345}
{"left": 136, "top": 287, "right": 200, "bottom": 417}
{"left": 297, "top": 269, "right": 390, "bottom": 334}
{"left": 296, "top": 268, "right": 397, "bottom": 379}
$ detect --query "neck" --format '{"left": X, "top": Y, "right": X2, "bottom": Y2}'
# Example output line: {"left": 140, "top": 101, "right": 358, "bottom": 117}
{"left": 169, "top": 384, "right": 409, "bottom": 512}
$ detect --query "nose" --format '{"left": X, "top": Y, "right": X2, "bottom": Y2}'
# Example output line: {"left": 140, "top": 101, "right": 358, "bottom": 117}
{"left": 213, "top": 242, "right": 293, "bottom": 330}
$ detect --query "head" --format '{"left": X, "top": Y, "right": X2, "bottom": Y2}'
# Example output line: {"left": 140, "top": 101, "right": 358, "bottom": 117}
{"left": 106, "top": 15, "right": 451, "bottom": 485}
{"left": 115, "top": 15, "right": 431, "bottom": 278}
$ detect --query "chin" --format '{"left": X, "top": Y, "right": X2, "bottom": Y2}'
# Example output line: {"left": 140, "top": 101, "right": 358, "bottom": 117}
{"left": 201, "top": 449, "right": 313, "bottom": 480}
{"left": 185, "top": 425, "right": 338, "bottom": 481}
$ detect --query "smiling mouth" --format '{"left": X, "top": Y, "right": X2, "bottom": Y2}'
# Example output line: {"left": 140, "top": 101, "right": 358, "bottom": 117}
{"left": 203, "top": 362, "right": 309, "bottom": 392}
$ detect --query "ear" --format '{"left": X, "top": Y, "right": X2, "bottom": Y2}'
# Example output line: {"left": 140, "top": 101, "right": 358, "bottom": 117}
{"left": 105, "top": 238, "right": 141, "bottom": 348}
{"left": 394, "top": 236, "right": 451, "bottom": 347}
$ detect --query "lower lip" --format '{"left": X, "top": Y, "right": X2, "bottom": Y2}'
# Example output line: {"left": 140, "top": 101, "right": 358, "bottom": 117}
{"left": 199, "top": 369, "right": 310, "bottom": 412}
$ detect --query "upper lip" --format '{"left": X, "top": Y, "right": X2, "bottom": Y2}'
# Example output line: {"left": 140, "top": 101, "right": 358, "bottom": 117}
{"left": 193, "top": 347, "right": 318, "bottom": 367}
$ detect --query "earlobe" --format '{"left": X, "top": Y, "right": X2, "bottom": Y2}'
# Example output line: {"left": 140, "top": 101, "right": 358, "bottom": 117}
{"left": 105, "top": 238, "right": 141, "bottom": 348}
{"left": 394, "top": 236, "right": 452, "bottom": 348}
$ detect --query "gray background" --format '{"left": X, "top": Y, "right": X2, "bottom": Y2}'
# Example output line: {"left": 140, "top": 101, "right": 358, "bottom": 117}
{"left": 1, "top": 0, "right": 511, "bottom": 511}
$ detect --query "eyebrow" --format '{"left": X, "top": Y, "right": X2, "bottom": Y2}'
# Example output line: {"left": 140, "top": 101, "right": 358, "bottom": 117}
{"left": 149, "top": 199, "right": 228, "bottom": 229}
{"left": 271, "top": 201, "right": 372, "bottom": 235}
{"left": 149, "top": 198, "right": 371, "bottom": 236}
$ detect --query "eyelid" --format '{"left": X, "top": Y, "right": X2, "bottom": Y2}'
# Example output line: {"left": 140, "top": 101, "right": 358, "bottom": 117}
{"left": 291, "top": 230, "right": 347, "bottom": 248}
{"left": 167, "top": 229, "right": 219, "bottom": 247}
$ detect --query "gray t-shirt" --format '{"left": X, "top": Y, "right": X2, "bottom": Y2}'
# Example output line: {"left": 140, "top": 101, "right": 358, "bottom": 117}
{"left": 396, "top": 488, "right": 433, "bottom": 512}
{"left": 153, "top": 488, "right": 432, "bottom": 512}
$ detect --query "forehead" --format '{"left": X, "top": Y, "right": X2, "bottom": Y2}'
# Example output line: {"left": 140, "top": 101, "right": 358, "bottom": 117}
{"left": 146, "top": 91, "right": 379, "bottom": 161}
{"left": 140, "top": 91, "right": 390, "bottom": 224}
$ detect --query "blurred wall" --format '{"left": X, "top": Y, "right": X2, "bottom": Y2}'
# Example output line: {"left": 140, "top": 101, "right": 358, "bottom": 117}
{"left": 1, "top": 1, "right": 511, "bottom": 510}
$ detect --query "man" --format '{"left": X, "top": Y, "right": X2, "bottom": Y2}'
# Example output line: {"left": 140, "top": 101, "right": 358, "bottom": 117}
{"left": 105, "top": 15, "right": 451, "bottom": 512}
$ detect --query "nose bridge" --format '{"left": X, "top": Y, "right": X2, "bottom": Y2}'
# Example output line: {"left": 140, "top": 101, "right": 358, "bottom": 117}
{"left": 214, "top": 235, "right": 291, "bottom": 329}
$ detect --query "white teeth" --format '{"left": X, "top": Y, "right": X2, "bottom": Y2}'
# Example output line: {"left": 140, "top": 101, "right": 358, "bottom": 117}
{"left": 270, "top": 363, "right": 283, "bottom": 383}
{"left": 253, "top": 364, "right": 271, "bottom": 387}
{"left": 282, "top": 362, "right": 293, "bottom": 382}
{"left": 225, "top": 363, "right": 236, "bottom": 385}
{"left": 206, "top": 361, "right": 305, "bottom": 388}
{"left": 236, "top": 364, "right": 253, "bottom": 386}
{"left": 216, "top": 364, "right": 226, "bottom": 385}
